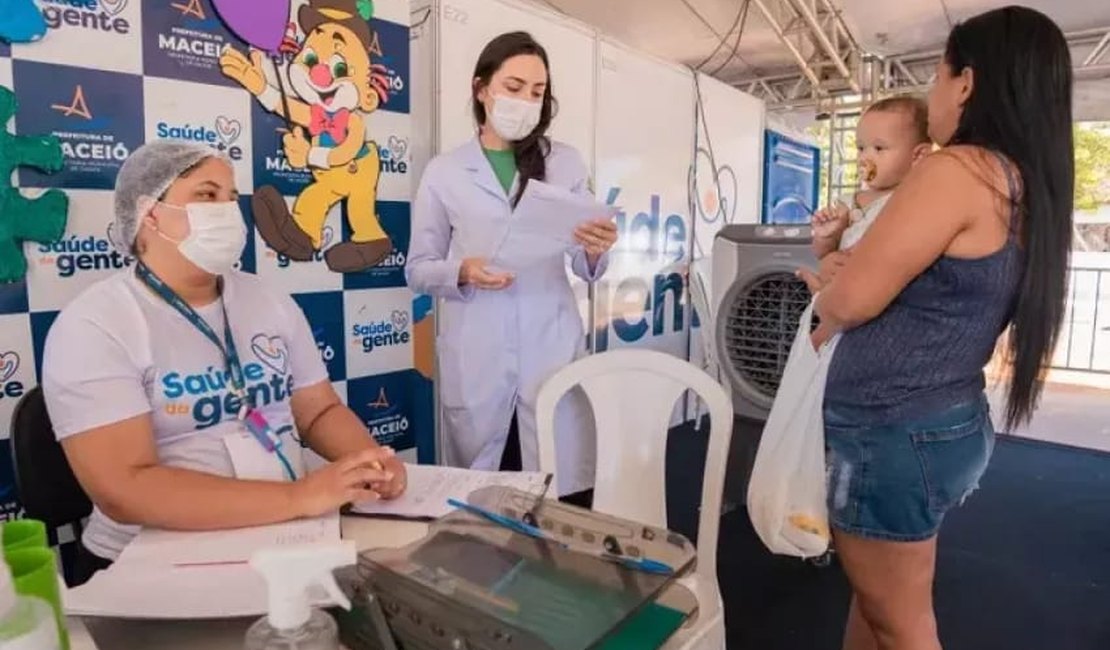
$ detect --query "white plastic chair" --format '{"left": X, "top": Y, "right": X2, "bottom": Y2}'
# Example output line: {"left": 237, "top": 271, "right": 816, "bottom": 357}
{"left": 536, "top": 349, "right": 733, "bottom": 650}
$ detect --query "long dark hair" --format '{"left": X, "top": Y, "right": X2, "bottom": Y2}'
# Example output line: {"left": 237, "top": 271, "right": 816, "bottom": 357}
{"left": 944, "top": 6, "right": 1074, "bottom": 429}
{"left": 472, "top": 31, "right": 556, "bottom": 206}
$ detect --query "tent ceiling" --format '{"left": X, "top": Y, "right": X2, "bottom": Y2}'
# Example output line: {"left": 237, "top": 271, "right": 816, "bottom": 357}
{"left": 533, "top": 0, "right": 1110, "bottom": 120}
{"left": 841, "top": 0, "right": 1110, "bottom": 55}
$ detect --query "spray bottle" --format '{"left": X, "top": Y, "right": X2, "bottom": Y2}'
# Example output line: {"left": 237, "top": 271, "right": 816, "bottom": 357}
{"left": 0, "top": 560, "right": 59, "bottom": 650}
{"left": 244, "top": 542, "right": 357, "bottom": 650}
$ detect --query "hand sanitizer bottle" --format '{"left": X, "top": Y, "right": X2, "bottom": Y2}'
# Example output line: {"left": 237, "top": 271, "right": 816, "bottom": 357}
{"left": 244, "top": 542, "right": 357, "bottom": 650}
{"left": 0, "top": 561, "right": 59, "bottom": 650}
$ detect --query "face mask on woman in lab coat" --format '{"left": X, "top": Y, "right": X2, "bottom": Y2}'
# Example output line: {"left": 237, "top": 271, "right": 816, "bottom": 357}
{"left": 488, "top": 94, "right": 542, "bottom": 142}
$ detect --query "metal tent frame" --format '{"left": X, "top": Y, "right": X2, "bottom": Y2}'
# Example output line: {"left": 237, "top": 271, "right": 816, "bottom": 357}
{"left": 723, "top": 0, "right": 1110, "bottom": 206}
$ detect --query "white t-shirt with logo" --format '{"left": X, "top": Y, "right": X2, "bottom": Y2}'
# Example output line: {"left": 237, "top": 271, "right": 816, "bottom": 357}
{"left": 42, "top": 270, "right": 329, "bottom": 560}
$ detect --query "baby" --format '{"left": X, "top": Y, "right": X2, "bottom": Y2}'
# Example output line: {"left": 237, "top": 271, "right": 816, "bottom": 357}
{"left": 781, "top": 99, "right": 933, "bottom": 543}
{"left": 811, "top": 95, "right": 933, "bottom": 259}
{"left": 799, "top": 97, "right": 932, "bottom": 352}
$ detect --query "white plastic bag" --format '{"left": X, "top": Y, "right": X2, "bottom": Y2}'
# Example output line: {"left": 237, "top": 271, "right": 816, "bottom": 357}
{"left": 746, "top": 300, "right": 837, "bottom": 558}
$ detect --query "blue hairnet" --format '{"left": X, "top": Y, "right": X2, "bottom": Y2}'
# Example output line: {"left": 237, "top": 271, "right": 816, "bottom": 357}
{"left": 110, "top": 140, "right": 230, "bottom": 253}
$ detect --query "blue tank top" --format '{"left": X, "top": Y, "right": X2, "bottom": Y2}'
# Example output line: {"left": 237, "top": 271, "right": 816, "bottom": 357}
{"left": 824, "top": 158, "right": 1023, "bottom": 424}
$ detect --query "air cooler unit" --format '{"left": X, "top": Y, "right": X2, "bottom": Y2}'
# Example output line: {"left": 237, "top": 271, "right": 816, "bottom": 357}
{"left": 712, "top": 224, "right": 817, "bottom": 421}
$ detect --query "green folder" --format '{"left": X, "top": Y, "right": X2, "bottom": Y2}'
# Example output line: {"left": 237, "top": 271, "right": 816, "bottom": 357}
{"left": 597, "top": 601, "right": 686, "bottom": 649}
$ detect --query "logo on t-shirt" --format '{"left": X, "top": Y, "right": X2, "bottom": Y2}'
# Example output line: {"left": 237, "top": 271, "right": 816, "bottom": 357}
{"left": 0, "top": 353, "right": 24, "bottom": 401}
{"left": 159, "top": 333, "right": 295, "bottom": 429}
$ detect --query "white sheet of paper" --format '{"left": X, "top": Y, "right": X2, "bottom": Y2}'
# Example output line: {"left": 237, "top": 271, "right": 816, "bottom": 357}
{"left": 490, "top": 180, "right": 619, "bottom": 273}
{"left": 348, "top": 464, "right": 550, "bottom": 520}
{"left": 116, "top": 513, "right": 340, "bottom": 566}
{"left": 64, "top": 514, "right": 341, "bottom": 619}
{"left": 65, "top": 563, "right": 269, "bottom": 619}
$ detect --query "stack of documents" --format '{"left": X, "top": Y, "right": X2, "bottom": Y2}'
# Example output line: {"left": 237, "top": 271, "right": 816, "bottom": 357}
{"left": 490, "top": 180, "right": 619, "bottom": 273}
{"left": 348, "top": 464, "right": 550, "bottom": 520}
{"left": 64, "top": 515, "right": 340, "bottom": 619}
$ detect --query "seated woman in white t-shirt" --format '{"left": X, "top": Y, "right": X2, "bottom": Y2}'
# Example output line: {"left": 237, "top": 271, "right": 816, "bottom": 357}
{"left": 42, "top": 140, "right": 407, "bottom": 585}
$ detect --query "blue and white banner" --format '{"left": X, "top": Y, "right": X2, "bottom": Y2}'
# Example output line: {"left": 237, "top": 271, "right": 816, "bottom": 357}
{"left": 0, "top": 0, "right": 431, "bottom": 523}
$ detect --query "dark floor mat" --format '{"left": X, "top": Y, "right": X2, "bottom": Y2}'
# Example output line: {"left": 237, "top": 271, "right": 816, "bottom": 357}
{"left": 666, "top": 422, "right": 1110, "bottom": 650}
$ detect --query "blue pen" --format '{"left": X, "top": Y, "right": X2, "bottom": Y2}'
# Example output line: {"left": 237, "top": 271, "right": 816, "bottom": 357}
{"left": 446, "top": 498, "right": 553, "bottom": 542}
{"left": 598, "top": 553, "right": 674, "bottom": 576}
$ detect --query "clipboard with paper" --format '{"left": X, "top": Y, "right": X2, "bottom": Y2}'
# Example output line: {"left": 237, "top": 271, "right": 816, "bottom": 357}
{"left": 344, "top": 464, "right": 551, "bottom": 521}
{"left": 335, "top": 486, "right": 696, "bottom": 650}
{"left": 489, "top": 180, "right": 620, "bottom": 273}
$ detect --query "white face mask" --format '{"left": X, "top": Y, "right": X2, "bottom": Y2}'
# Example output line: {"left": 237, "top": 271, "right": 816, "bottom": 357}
{"left": 488, "top": 94, "right": 542, "bottom": 141}
{"left": 156, "top": 201, "right": 246, "bottom": 275}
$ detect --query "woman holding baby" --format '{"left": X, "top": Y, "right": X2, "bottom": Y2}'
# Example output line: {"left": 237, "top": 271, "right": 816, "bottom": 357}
{"left": 803, "top": 7, "right": 1074, "bottom": 650}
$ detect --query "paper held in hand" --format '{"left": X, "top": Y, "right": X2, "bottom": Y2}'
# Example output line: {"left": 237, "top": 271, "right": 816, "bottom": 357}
{"left": 489, "top": 179, "right": 619, "bottom": 273}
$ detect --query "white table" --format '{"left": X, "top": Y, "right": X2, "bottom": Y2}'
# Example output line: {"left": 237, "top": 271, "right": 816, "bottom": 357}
{"left": 67, "top": 517, "right": 429, "bottom": 650}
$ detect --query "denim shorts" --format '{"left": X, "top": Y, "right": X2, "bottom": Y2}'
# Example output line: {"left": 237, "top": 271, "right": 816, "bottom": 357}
{"left": 824, "top": 395, "right": 995, "bottom": 542}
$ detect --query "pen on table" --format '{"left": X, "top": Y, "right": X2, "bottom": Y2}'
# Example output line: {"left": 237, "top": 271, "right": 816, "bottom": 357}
{"left": 446, "top": 498, "right": 553, "bottom": 542}
{"left": 522, "top": 473, "right": 553, "bottom": 526}
{"left": 595, "top": 552, "right": 673, "bottom": 576}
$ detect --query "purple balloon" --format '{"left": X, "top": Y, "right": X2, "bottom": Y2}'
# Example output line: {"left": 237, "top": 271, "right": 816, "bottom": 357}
{"left": 211, "top": 0, "right": 291, "bottom": 53}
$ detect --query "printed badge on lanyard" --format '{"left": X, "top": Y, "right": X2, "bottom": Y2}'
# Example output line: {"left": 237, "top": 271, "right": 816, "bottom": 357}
{"left": 136, "top": 263, "right": 297, "bottom": 481}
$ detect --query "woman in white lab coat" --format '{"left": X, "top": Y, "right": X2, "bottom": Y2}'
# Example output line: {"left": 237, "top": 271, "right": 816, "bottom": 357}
{"left": 406, "top": 31, "right": 617, "bottom": 501}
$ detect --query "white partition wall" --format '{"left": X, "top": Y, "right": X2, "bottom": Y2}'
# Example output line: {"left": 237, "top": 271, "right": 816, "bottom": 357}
{"left": 690, "top": 73, "right": 766, "bottom": 259}
{"left": 411, "top": 0, "right": 767, "bottom": 445}
{"left": 410, "top": 1, "right": 436, "bottom": 185}
{"left": 434, "top": 0, "right": 596, "bottom": 164}
{"left": 688, "top": 73, "right": 766, "bottom": 389}
{"left": 593, "top": 40, "right": 695, "bottom": 360}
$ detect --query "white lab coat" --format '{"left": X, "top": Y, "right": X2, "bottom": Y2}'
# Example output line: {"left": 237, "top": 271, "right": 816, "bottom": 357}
{"left": 406, "top": 138, "right": 608, "bottom": 495}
